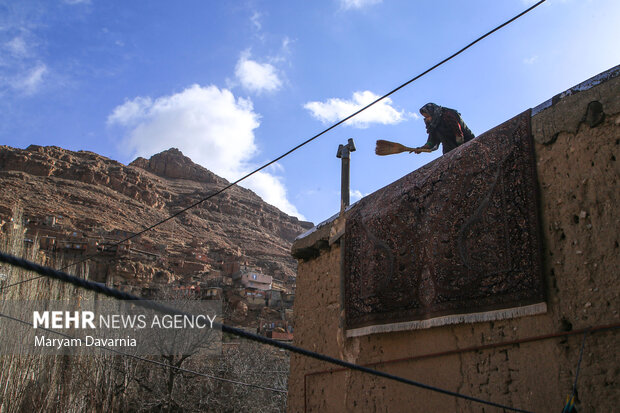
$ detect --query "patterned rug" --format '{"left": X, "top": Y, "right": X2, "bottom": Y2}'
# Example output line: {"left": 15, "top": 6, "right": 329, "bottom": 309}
{"left": 344, "top": 110, "right": 546, "bottom": 337}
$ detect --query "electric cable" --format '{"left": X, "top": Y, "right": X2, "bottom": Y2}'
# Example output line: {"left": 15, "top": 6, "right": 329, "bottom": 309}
{"left": 0, "top": 0, "right": 547, "bottom": 292}
{"left": 562, "top": 329, "right": 589, "bottom": 412}
{"left": 0, "top": 311, "right": 287, "bottom": 394}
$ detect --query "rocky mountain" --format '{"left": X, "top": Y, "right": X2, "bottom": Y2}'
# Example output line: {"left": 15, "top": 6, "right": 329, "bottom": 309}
{"left": 0, "top": 145, "right": 313, "bottom": 290}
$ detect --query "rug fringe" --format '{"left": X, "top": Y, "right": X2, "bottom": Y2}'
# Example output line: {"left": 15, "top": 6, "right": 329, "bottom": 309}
{"left": 346, "top": 302, "right": 547, "bottom": 338}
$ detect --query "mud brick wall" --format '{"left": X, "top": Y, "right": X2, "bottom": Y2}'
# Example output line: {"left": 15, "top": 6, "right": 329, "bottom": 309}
{"left": 287, "top": 66, "right": 619, "bottom": 413}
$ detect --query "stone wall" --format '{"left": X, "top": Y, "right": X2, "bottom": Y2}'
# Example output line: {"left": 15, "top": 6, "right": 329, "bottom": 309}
{"left": 287, "top": 66, "right": 619, "bottom": 412}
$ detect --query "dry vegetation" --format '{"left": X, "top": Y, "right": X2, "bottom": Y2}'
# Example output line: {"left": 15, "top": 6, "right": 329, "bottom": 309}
{"left": 0, "top": 208, "right": 289, "bottom": 412}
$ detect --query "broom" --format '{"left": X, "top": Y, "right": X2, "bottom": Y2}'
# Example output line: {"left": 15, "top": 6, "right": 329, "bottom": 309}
{"left": 375, "top": 140, "right": 432, "bottom": 156}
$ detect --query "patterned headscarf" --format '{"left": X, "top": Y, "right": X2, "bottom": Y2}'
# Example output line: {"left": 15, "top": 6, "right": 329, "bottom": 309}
{"left": 419, "top": 103, "right": 444, "bottom": 132}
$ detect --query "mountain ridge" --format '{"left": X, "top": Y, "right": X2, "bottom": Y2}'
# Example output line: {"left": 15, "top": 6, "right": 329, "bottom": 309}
{"left": 0, "top": 144, "right": 313, "bottom": 287}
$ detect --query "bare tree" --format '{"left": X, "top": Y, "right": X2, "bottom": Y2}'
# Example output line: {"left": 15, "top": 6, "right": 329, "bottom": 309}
{"left": 0, "top": 207, "right": 289, "bottom": 412}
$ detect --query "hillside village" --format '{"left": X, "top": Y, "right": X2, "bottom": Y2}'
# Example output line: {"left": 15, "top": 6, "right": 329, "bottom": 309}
{"left": 0, "top": 145, "right": 313, "bottom": 344}
{"left": 1, "top": 208, "right": 297, "bottom": 341}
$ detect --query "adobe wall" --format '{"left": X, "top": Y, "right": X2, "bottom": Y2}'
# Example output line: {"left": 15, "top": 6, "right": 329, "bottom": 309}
{"left": 287, "top": 66, "right": 619, "bottom": 413}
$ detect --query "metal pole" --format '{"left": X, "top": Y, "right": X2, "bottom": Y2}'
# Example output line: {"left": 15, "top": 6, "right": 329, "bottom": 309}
{"left": 341, "top": 155, "right": 350, "bottom": 207}
{"left": 336, "top": 138, "right": 356, "bottom": 210}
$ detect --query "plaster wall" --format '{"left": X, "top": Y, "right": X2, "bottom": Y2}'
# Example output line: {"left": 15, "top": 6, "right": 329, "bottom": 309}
{"left": 287, "top": 66, "right": 619, "bottom": 413}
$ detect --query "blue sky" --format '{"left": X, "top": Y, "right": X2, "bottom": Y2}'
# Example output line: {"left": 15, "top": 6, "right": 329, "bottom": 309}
{"left": 1, "top": 0, "right": 619, "bottom": 224}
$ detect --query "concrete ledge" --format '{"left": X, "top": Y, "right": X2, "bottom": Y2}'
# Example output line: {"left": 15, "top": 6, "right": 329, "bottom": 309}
{"left": 291, "top": 213, "right": 337, "bottom": 259}
{"left": 292, "top": 205, "right": 355, "bottom": 259}
{"left": 532, "top": 64, "right": 620, "bottom": 144}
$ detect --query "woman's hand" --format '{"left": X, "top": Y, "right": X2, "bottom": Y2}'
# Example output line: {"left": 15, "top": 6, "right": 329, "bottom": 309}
{"left": 409, "top": 147, "right": 432, "bottom": 154}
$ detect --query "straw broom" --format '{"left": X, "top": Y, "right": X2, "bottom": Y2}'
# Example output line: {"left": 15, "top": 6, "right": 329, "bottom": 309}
{"left": 375, "top": 140, "right": 432, "bottom": 156}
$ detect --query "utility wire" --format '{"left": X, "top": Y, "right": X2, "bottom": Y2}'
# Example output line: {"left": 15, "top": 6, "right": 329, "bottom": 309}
{"left": 0, "top": 0, "right": 547, "bottom": 292}
{"left": 572, "top": 331, "right": 589, "bottom": 394}
{"left": 0, "top": 251, "right": 532, "bottom": 412}
{"left": 0, "top": 311, "right": 287, "bottom": 394}
{"left": 562, "top": 330, "right": 589, "bottom": 412}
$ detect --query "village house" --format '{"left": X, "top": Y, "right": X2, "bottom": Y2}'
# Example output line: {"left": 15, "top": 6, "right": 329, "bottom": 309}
{"left": 194, "top": 252, "right": 210, "bottom": 263}
{"left": 282, "top": 292, "right": 295, "bottom": 308}
{"left": 171, "top": 284, "right": 201, "bottom": 298}
{"left": 259, "top": 319, "right": 293, "bottom": 341}
{"left": 109, "top": 229, "right": 139, "bottom": 241}
{"left": 43, "top": 215, "right": 57, "bottom": 227}
{"left": 203, "top": 286, "right": 222, "bottom": 300}
{"left": 39, "top": 235, "right": 56, "bottom": 250}
{"left": 221, "top": 260, "right": 240, "bottom": 276}
{"left": 266, "top": 290, "right": 282, "bottom": 308}
{"left": 243, "top": 289, "right": 267, "bottom": 307}
{"left": 59, "top": 238, "right": 89, "bottom": 253}
{"left": 234, "top": 271, "right": 272, "bottom": 291}
{"left": 128, "top": 247, "right": 159, "bottom": 261}
{"left": 168, "top": 258, "right": 207, "bottom": 277}
{"left": 270, "top": 279, "right": 287, "bottom": 292}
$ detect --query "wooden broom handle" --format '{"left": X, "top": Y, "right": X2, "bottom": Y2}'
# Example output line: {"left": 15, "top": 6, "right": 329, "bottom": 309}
{"left": 411, "top": 147, "right": 433, "bottom": 153}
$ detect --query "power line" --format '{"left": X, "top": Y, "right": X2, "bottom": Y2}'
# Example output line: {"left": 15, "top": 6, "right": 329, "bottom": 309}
{"left": 0, "top": 251, "right": 532, "bottom": 412}
{"left": 0, "top": 311, "right": 287, "bottom": 394}
{"left": 0, "top": 0, "right": 547, "bottom": 292}
{"left": 563, "top": 330, "right": 589, "bottom": 412}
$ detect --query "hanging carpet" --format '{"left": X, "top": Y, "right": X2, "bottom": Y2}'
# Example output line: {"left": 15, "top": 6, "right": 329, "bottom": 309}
{"left": 344, "top": 110, "right": 546, "bottom": 337}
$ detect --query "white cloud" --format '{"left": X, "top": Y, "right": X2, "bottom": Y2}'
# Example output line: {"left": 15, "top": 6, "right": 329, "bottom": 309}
{"left": 304, "top": 90, "right": 407, "bottom": 129}
{"left": 250, "top": 11, "right": 262, "bottom": 31}
{"left": 281, "top": 37, "right": 292, "bottom": 54}
{"left": 523, "top": 55, "right": 538, "bottom": 65}
{"left": 1, "top": 28, "right": 50, "bottom": 96}
{"left": 6, "top": 37, "right": 29, "bottom": 57}
{"left": 340, "top": 0, "right": 383, "bottom": 10}
{"left": 0, "top": 9, "right": 58, "bottom": 98}
{"left": 235, "top": 51, "right": 282, "bottom": 94}
{"left": 271, "top": 37, "right": 294, "bottom": 65}
{"left": 244, "top": 171, "right": 302, "bottom": 220}
{"left": 11, "top": 63, "right": 47, "bottom": 94}
{"left": 108, "top": 96, "right": 153, "bottom": 125}
{"left": 108, "top": 84, "right": 304, "bottom": 219}
{"left": 350, "top": 189, "right": 366, "bottom": 202}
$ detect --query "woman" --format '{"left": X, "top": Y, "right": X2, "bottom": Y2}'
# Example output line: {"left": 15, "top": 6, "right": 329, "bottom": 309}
{"left": 413, "top": 103, "right": 475, "bottom": 155}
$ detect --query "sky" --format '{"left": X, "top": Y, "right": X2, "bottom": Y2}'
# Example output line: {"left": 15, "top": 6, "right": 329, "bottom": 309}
{"left": 1, "top": 0, "right": 619, "bottom": 225}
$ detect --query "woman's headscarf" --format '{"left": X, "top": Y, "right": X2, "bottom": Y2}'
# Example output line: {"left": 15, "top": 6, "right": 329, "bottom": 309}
{"left": 419, "top": 103, "right": 444, "bottom": 133}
